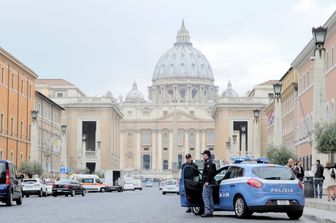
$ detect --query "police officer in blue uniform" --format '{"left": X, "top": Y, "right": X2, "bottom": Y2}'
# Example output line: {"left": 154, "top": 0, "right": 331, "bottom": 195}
{"left": 201, "top": 150, "right": 216, "bottom": 217}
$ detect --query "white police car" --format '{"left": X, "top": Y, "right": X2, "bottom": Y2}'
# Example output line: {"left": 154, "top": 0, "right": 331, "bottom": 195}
{"left": 179, "top": 158, "right": 304, "bottom": 219}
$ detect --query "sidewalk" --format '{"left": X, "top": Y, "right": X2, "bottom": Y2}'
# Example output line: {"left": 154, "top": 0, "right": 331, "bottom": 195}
{"left": 304, "top": 207, "right": 336, "bottom": 223}
{"left": 304, "top": 197, "right": 336, "bottom": 223}
{"left": 305, "top": 197, "right": 336, "bottom": 211}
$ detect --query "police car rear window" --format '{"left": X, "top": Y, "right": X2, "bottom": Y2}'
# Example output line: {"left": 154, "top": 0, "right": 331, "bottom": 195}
{"left": 0, "top": 162, "right": 6, "bottom": 184}
{"left": 252, "top": 166, "right": 295, "bottom": 180}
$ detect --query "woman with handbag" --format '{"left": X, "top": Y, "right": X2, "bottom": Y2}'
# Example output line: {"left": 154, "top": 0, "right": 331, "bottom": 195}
{"left": 325, "top": 161, "right": 336, "bottom": 201}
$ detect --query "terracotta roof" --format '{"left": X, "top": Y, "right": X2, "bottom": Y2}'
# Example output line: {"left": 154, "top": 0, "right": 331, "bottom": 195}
{"left": 36, "top": 79, "right": 75, "bottom": 86}
{"left": 256, "top": 80, "right": 278, "bottom": 86}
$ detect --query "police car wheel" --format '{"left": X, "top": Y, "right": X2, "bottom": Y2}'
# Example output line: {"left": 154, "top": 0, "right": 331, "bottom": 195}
{"left": 192, "top": 207, "right": 204, "bottom": 215}
{"left": 234, "top": 196, "right": 252, "bottom": 218}
{"left": 287, "top": 211, "right": 303, "bottom": 220}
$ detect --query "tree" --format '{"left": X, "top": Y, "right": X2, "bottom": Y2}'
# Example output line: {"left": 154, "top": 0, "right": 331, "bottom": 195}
{"left": 267, "top": 145, "right": 297, "bottom": 166}
{"left": 19, "top": 161, "right": 43, "bottom": 178}
{"left": 315, "top": 121, "right": 336, "bottom": 154}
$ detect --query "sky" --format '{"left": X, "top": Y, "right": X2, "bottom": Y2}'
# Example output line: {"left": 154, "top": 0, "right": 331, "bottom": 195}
{"left": 1, "top": 0, "right": 336, "bottom": 98}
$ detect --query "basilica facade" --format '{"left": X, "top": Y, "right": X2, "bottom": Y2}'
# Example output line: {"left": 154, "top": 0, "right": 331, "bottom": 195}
{"left": 119, "top": 22, "right": 272, "bottom": 176}
{"left": 120, "top": 22, "right": 217, "bottom": 174}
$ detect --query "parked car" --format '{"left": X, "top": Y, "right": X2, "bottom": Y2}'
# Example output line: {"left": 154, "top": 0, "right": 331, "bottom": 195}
{"left": 180, "top": 162, "right": 304, "bottom": 220}
{"left": 133, "top": 179, "right": 143, "bottom": 191}
{"left": 45, "top": 180, "right": 55, "bottom": 196}
{"left": 52, "top": 180, "right": 86, "bottom": 197}
{"left": 0, "top": 160, "right": 23, "bottom": 206}
{"left": 123, "top": 181, "right": 135, "bottom": 191}
{"left": 162, "top": 180, "right": 179, "bottom": 195}
{"left": 22, "top": 178, "right": 48, "bottom": 197}
{"left": 145, "top": 181, "right": 153, "bottom": 187}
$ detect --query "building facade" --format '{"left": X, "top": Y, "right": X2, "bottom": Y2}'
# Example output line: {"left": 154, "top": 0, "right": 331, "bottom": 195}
{"left": 31, "top": 91, "right": 64, "bottom": 177}
{"left": 213, "top": 81, "right": 274, "bottom": 161}
{"left": 280, "top": 68, "right": 298, "bottom": 154}
{"left": 0, "top": 47, "right": 37, "bottom": 167}
{"left": 36, "top": 79, "right": 123, "bottom": 173}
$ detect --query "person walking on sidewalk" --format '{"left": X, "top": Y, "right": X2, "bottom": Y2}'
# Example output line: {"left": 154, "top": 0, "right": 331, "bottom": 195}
{"left": 325, "top": 161, "right": 336, "bottom": 201}
{"left": 294, "top": 160, "right": 304, "bottom": 181}
{"left": 181, "top": 154, "right": 198, "bottom": 213}
{"left": 313, "top": 160, "right": 325, "bottom": 199}
{"left": 201, "top": 150, "right": 216, "bottom": 218}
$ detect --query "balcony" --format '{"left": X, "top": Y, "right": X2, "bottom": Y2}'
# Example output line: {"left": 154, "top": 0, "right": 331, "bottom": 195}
{"left": 86, "top": 151, "right": 97, "bottom": 157}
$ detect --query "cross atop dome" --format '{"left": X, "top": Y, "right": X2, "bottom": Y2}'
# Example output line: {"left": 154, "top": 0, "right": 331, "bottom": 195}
{"left": 175, "top": 19, "right": 192, "bottom": 46}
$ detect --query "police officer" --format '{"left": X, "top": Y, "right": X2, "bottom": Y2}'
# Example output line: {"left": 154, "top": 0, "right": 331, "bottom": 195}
{"left": 201, "top": 150, "right": 216, "bottom": 217}
{"left": 181, "top": 154, "right": 198, "bottom": 213}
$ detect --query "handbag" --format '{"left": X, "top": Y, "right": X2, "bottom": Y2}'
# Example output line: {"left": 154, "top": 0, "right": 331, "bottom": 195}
{"left": 331, "top": 169, "right": 336, "bottom": 180}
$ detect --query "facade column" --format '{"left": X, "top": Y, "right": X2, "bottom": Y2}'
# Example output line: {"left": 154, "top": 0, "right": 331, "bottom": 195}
{"left": 120, "top": 131, "right": 124, "bottom": 170}
{"left": 152, "top": 129, "right": 157, "bottom": 170}
{"left": 201, "top": 130, "right": 206, "bottom": 151}
{"left": 157, "top": 130, "right": 162, "bottom": 170}
{"left": 168, "top": 130, "right": 173, "bottom": 169}
{"left": 195, "top": 130, "right": 200, "bottom": 160}
{"left": 184, "top": 130, "right": 189, "bottom": 155}
{"left": 136, "top": 130, "right": 141, "bottom": 169}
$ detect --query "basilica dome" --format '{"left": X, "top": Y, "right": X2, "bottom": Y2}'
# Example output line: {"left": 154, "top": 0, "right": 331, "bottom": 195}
{"left": 222, "top": 81, "right": 239, "bottom": 98}
{"left": 152, "top": 21, "right": 214, "bottom": 82}
{"left": 125, "top": 82, "right": 145, "bottom": 102}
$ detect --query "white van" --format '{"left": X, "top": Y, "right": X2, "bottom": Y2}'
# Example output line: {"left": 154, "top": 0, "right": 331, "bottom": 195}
{"left": 70, "top": 174, "right": 107, "bottom": 192}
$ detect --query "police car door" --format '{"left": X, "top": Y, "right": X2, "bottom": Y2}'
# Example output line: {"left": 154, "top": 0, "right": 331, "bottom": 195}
{"left": 180, "top": 165, "right": 203, "bottom": 207}
{"left": 220, "top": 166, "right": 243, "bottom": 210}
{"left": 213, "top": 166, "right": 229, "bottom": 205}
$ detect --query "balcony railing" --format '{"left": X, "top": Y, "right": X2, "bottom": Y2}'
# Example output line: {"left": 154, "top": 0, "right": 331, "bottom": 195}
{"left": 86, "top": 151, "right": 97, "bottom": 157}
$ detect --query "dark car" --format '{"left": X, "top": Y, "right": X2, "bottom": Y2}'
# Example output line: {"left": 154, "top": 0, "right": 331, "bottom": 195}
{"left": 52, "top": 180, "right": 86, "bottom": 197}
{"left": 0, "top": 160, "right": 24, "bottom": 206}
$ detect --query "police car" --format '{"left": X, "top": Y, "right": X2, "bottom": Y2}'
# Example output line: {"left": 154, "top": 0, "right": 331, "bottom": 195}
{"left": 179, "top": 158, "right": 304, "bottom": 220}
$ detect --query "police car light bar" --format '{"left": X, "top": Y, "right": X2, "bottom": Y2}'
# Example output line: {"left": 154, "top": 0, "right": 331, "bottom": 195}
{"left": 230, "top": 157, "right": 269, "bottom": 164}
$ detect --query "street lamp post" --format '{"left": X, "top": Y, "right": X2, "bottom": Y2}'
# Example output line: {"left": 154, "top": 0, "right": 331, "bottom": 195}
{"left": 273, "top": 82, "right": 283, "bottom": 146}
{"left": 30, "top": 110, "right": 39, "bottom": 162}
{"left": 253, "top": 109, "right": 261, "bottom": 158}
{"left": 60, "top": 125, "right": 67, "bottom": 179}
{"left": 79, "top": 134, "right": 87, "bottom": 170}
{"left": 312, "top": 26, "right": 328, "bottom": 162}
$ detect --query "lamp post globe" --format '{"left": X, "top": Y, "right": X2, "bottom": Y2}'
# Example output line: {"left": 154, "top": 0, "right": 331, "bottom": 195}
{"left": 312, "top": 26, "right": 327, "bottom": 47}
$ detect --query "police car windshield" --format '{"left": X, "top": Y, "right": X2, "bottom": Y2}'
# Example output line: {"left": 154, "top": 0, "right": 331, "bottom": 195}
{"left": 252, "top": 166, "right": 295, "bottom": 180}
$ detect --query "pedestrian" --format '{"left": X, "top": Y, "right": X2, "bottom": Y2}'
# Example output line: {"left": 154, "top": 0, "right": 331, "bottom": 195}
{"left": 325, "top": 161, "right": 336, "bottom": 201}
{"left": 201, "top": 150, "right": 216, "bottom": 218}
{"left": 294, "top": 160, "right": 304, "bottom": 181}
{"left": 181, "top": 154, "right": 198, "bottom": 213}
{"left": 313, "top": 160, "right": 325, "bottom": 199}
{"left": 287, "top": 158, "right": 298, "bottom": 176}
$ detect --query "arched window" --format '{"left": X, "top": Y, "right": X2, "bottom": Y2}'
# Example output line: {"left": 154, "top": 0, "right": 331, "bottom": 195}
{"left": 178, "top": 130, "right": 184, "bottom": 145}
{"left": 163, "top": 131, "right": 169, "bottom": 147}
{"left": 127, "top": 133, "right": 132, "bottom": 144}
{"left": 163, "top": 160, "right": 168, "bottom": 170}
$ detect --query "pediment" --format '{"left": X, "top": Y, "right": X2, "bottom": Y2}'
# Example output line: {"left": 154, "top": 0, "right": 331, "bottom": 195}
{"left": 156, "top": 110, "right": 201, "bottom": 122}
